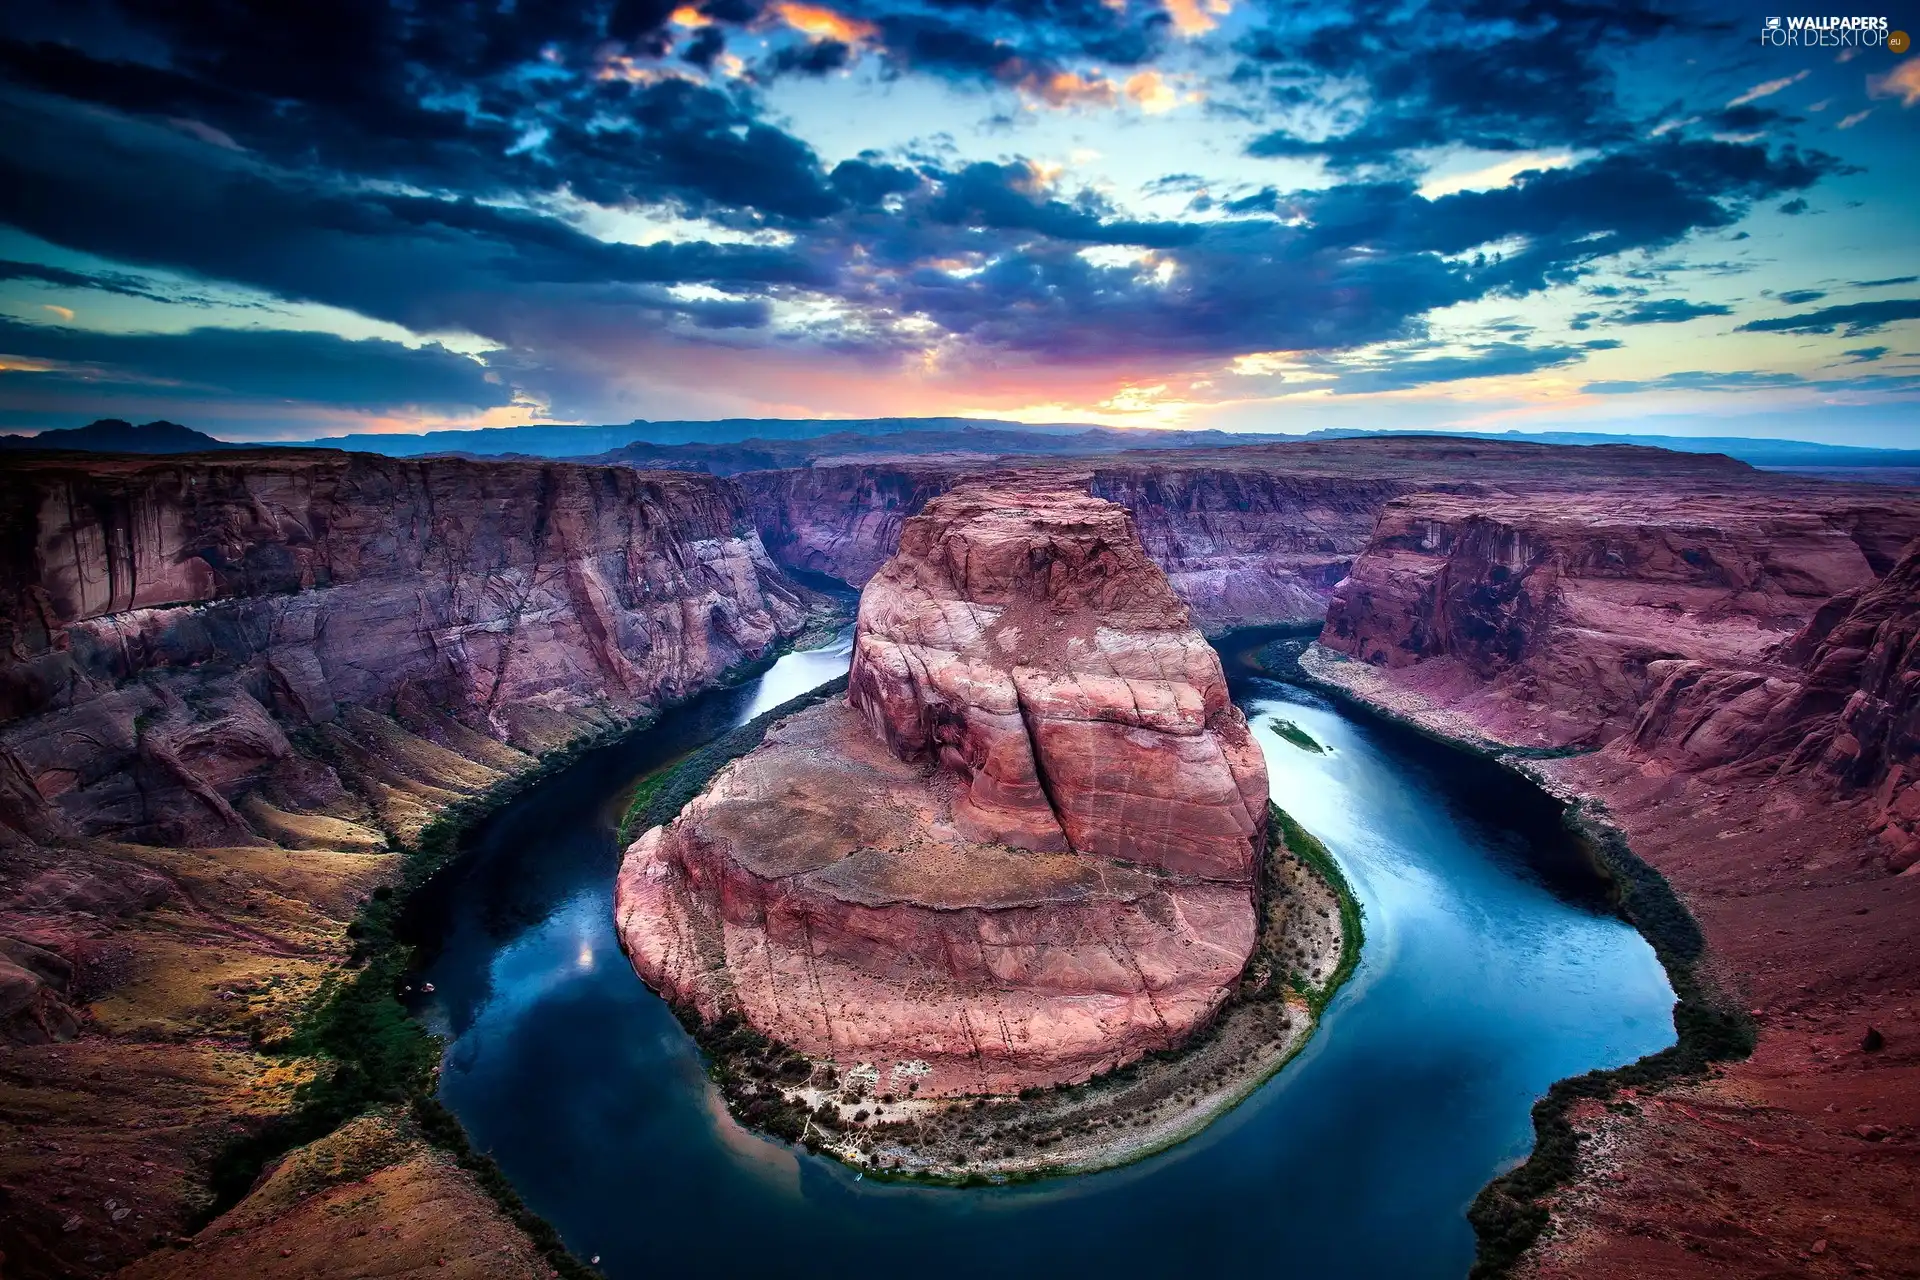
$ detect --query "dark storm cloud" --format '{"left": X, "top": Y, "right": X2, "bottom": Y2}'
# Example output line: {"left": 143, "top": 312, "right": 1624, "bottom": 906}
{"left": 851, "top": 136, "right": 1832, "bottom": 361}
{"left": 1839, "top": 346, "right": 1888, "bottom": 363}
{"left": 0, "top": 259, "right": 180, "bottom": 303}
{"left": 860, "top": 0, "right": 1167, "bottom": 85}
{"left": 682, "top": 25, "right": 727, "bottom": 68}
{"left": 0, "top": 0, "right": 1861, "bottom": 407}
{"left": 830, "top": 158, "right": 924, "bottom": 206}
{"left": 0, "top": 97, "right": 819, "bottom": 342}
{"left": 1242, "top": 0, "right": 1687, "bottom": 165}
{"left": 925, "top": 164, "right": 1201, "bottom": 247}
{"left": 0, "top": 0, "right": 847, "bottom": 223}
{"left": 0, "top": 317, "right": 512, "bottom": 410}
{"left": 1737, "top": 299, "right": 1920, "bottom": 337}
{"left": 765, "top": 37, "right": 853, "bottom": 76}
{"left": 540, "top": 78, "right": 846, "bottom": 219}
{"left": 1777, "top": 289, "right": 1827, "bottom": 305}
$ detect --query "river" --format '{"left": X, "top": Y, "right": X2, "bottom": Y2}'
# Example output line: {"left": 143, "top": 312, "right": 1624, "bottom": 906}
{"left": 409, "top": 628, "right": 1675, "bottom": 1278}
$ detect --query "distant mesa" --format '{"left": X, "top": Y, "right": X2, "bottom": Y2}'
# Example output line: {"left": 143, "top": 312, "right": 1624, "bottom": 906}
{"left": 5, "top": 417, "right": 1917, "bottom": 482}
{"left": 0, "top": 418, "right": 235, "bottom": 453}
{"left": 615, "top": 478, "right": 1270, "bottom": 1096}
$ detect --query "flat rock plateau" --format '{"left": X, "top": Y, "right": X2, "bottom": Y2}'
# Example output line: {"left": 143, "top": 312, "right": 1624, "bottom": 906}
{"left": 617, "top": 479, "right": 1349, "bottom": 1174}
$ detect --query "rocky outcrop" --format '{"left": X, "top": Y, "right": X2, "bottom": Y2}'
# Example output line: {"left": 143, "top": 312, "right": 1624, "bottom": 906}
{"left": 741, "top": 460, "right": 1408, "bottom": 629}
{"left": 617, "top": 480, "right": 1267, "bottom": 1094}
{"left": 846, "top": 480, "right": 1269, "bottom": 877}
{"left": 1088, "top": 465, "right": 1419, "bottom": 629}
{"left": 1621, "top": 537, "right": 1920, "bottom": 870}
{"left": 742, "top": 462, "right": 958, "bottom": 589}
{"left": 1319, "top": 489, "right": 1920, "bottom": 747}
{"left": 0, "top": 451, "right": 816, "bottom": 845}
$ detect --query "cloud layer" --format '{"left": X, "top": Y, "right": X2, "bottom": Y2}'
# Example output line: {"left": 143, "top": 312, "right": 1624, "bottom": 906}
{"left": 0, "top": 0, "right": 1910, "bottom": 435}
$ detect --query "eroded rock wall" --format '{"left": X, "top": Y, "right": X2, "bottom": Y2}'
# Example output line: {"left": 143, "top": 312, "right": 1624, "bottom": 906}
{"left": 846, "top": 479, "right": 1268, "bottom": 879}
{"left": 0, "top": 452, "right": 814, "bottom": 846}
{"left": 0, "top": 449, "right": 821, "bottom": 1277}
{"left": 1303, "top": 482, "right": 1920, "bottom": 1277}
{"left": 1319, "top": 489, "right": 1920, "bottom": 747}
{"left": 740, "top": 459, "right": 1416, "bottom": 630}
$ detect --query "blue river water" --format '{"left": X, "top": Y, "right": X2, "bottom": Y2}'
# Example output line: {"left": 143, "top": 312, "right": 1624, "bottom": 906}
{"left": 410, "top": 630, "right": 1675, "bottom": 1278}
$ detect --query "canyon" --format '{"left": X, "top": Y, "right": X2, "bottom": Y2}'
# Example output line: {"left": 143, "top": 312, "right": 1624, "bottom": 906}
{"left": 615, "top": 480, "right": 1275, "bottom": 1102}
{"left": 1, "top": 434, "right": 1916, "bottom": 1276}
{"left": 1305, "top": 481, "right": 1920, "bottom": 1278}
{"left": 0, "top": 450, "right": 825, "bottom": 1276}
{"left": 738, "top": 439, "right": 1804, "bottom": 632}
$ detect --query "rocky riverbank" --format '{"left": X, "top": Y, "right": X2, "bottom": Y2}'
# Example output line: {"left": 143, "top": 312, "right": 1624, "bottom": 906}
{"left": 616, "top": 478, "right": 1358, "bottom": 1175}
{"left": 1302, "top": 496, "right": 1920, "bottom": 1278}
{"left": 0, "top": 450, "right": 835, "bottom": 1278}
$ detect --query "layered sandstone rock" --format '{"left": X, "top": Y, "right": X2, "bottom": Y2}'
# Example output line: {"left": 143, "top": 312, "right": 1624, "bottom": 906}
{"left": 1319, "top": 489, "right": 1920, "bottom": 747}
{"left": 1621, "top": 537, "right": 1920, "bottom": 870}
{"left": 617, "top": 480, "right": 1267, "bottom": 1094}
{"left": 1302, "top": 484, "right": 1920, "bottom": 1278}
{"left": 0, "top": 450, "right": 823, "bottom": 1277}
{"left": 739, "top": 438, "right": 1771, "bottom": 631}
{"left": 0, "top": 451, "right": 815, "bottom": 845}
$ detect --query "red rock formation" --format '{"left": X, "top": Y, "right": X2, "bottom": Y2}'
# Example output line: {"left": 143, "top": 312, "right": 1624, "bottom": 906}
{"left": 847, "top": 479, "right": 1268, "bottom": 878}
{"left": 0, "top": 449, "right": 827, "bottom": 1277}
{"left": 1320, "top": 489, "right": 1920, "bottom": 747}
{"left": 617, "top": 480, "right": 1267, "bottom": 1094}
{"left": 1621, "top": 537, "right": 1920, "bottom": 871}
{"left": 0, "top": 451, "right": 816, "bottom": 845}
{"left": 743, "top": 462, "right": 959, "bottom": 588}
{"left": 1305, "top": 484, "right": 1920, "bottom": 1278}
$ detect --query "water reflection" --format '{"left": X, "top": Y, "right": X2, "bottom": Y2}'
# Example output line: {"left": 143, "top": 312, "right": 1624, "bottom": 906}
{"left": 415, "top": 633, "right": 1675, "bottom": 1279}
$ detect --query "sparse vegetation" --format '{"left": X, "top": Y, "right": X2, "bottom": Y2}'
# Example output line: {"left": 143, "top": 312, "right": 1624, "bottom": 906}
{"left": 675, "top": 798, "right": 1364, "bottom": 1183}
{"left": 1247, "top": 623, "right": 1745, "bottom": 1277}
{"left": 1267, "top": 717, "right": 1326, "bottom": 754}
{"left": 617, "top": 675, "right": 850, "bottom": 845}
{"left": 1270, "top": 806, "right": 1363, "bottom": 1015}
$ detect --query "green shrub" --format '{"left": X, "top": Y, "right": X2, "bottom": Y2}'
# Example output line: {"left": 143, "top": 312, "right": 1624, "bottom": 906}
{"left": 1267, "top": 718, "right": 1326, "bottom": 754}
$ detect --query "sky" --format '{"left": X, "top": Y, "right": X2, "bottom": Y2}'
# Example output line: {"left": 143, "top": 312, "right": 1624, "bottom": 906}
{"left": 0, "top": 0, "right": 1917, "bottom": 444}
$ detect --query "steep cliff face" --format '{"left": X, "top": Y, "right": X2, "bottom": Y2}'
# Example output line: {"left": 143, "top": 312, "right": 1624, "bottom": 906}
{"left": 741, "top": 459, "right": 1418, "bottom": 630}
{"left": 1303, "top": 486, "right": 1920, "bottom": 1278}
{"left": 0, "top": 452, "right": 814, "bottom": 846}
{"left": 1088, "top": 466, "right": 1417, "bottom": 629}
{"left": 846, "top": 480, "right": 1268, "bottom": 877}
{"left": 742, "top": 463, "right": 957, "bottom": 588}
{"left": 0, "top": 450, "right": 824, "bottom": 1277}
{"left": 1622, "top": 538, "right": 1920, "bottom": 870}
{"left": 1319, "top": 490, "right": 1920, "bottom": 747}
{"left": 740, "top": 439, "right": 1772, "bottom": 634}
{"left": 617, "top": 480, "right": 1266, "bottom": 1095}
